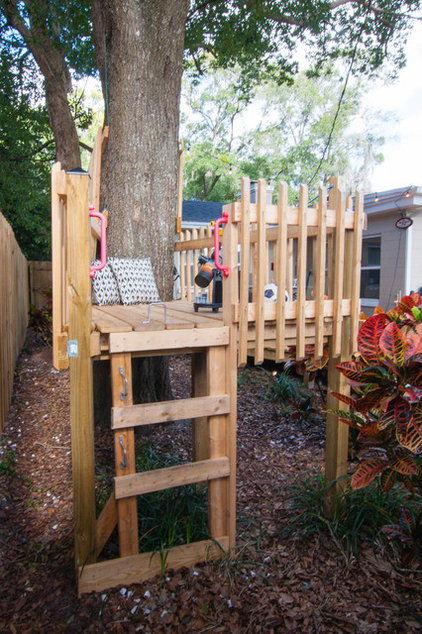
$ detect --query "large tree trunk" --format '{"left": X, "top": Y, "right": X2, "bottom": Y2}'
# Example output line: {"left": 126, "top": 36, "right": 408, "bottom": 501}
{"left": 91, "top": 1, "right": 189, "bottom": 420}
{"left": 92, "top": 0, "right": 188, "bottom": 299}
{"left": 2, "top": 0, "right": 81, "bottom": 170}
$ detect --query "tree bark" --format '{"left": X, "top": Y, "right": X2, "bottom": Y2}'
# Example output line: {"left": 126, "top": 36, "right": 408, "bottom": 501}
{"left": 92, "top": 0, "right": 189, "bottom": 299}
{"left": 2, "top": 0, "right": 81, "bottom": 170}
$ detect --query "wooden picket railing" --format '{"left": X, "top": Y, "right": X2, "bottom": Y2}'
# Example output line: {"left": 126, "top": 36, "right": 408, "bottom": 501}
{"left": 0, "top": 212, "right": 29, "bottom": 434}
{"left": 175, "top": 177, "right": 365, "bottom": 367}
{"left": 174, "top": 225, "right": 213, "bottom": 302}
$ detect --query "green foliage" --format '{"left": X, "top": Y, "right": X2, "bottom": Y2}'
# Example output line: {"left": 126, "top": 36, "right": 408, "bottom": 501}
{"left": 0, "top": 448, "right": 17, "bottom": 476}
{"left": 182, "top": 68, "right": 387, "bottom": 202}
{"left": 0, "top": 48, "right": 53, "bottom": 259}
{"left": 267, "top": 368, "right": 312, "bottom": 409}
{"left": 96, "top": 443, "right": 208, "bottom": 556}
{"left": 280, "top": 470, "right": 415, "bottom": 560}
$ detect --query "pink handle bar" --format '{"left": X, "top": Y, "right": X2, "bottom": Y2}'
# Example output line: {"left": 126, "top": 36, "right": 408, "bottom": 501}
{"left": 89, "top": 206, "right": 107, "bottom": 279}
{"left": 213, "top": 211, "right": 230, "bottom": 277}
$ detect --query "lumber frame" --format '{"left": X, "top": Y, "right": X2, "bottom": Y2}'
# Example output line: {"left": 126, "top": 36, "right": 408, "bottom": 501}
{"left": 66, "top": 171, "right": 96, "bottom": 571}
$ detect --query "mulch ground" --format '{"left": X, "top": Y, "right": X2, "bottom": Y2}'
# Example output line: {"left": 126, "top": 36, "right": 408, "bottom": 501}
{"left": 0, "top": 332, "right": 421, "bottom": 632}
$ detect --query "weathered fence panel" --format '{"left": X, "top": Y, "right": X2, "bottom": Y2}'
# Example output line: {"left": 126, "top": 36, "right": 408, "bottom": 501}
{"left": 0, "top": 212, "right": 29, "bottom": 434}
{"left": 29, "top": 261, "right": 52, "bottom": 310}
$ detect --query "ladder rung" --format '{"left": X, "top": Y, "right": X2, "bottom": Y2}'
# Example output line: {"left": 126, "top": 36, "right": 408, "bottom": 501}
{"left": 115, "top": 457, "right": 229, "bottom": 499}
{"left": 112, "top": 394, "right": 230, "bottom": 429}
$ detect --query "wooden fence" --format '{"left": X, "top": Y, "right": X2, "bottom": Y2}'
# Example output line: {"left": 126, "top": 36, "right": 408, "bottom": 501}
{"left": 0, "top": 212, "right": 29, "bottom": 434}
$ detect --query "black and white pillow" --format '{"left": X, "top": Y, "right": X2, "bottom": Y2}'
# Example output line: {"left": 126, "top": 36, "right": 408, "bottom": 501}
{"left": 91, "top": 260, "right": 121, "bottom": 305}
{"left": 108, "top": 257, "right": 160, "bottom": 305}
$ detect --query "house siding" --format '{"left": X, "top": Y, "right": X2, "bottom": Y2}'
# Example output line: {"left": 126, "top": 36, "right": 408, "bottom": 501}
{"left": 362, "top": 213, "right": 406, "bottom": 314}
{"left": 409, "top": 212, "right": 422, "bottom": 294}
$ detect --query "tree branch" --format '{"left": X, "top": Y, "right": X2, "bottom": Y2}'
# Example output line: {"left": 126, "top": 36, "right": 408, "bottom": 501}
{"left": 0, "top": 138, "right": 54, "bottom": 162}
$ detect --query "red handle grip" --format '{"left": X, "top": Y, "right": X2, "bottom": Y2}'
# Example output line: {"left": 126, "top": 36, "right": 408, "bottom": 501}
{"left": 214, "top": 211, "right": 229, "bottom": 277}
{"left": 89, "top": 206, "right": 107, "bottom": 278}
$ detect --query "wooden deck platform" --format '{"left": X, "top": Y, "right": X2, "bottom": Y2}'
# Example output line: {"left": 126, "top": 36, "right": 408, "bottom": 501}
{"left": 89, "top": 300, "right": 334, "bottom": 360}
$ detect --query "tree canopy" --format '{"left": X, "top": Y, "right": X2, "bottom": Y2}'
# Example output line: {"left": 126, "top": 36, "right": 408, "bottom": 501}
{"left": 0, "top": 0, "right": 421, "bottom": 262}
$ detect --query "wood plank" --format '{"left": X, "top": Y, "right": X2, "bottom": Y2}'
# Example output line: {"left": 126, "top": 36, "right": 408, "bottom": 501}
{"left": 78, "top": 537, "right": 229, "bottom": 596}
{"left": 185, "top": 230, "right": 192, "bottom": 302}
{"left": 51, "top": 162, "right": 67, "bottom": 370}
{"left": 66, "top": 171, "right": 96, "bottom": 571}
{"left": 174, "top": 236, "right": 214, "bottom": 252}
{"left": 91, "top": 306, "right": 133, "bottom": 333}
{"left": 238, "top": 177, "right": 251, "bottom": 367}
{"left": 255, "top": 179, "right": 266, "bottom": 365}
{"left": 332, "top": 188, "right": 346, "bottom": 356}
{"left": 95, "top": 493, "right": 118, "bottom": 558}
{"left": 207, "top": 347, "right": 228, "bottom": 538}
{"left": 111, "top": 353, "right": 139, "bottom": 558}
{"left": 109, "top": 326, "right": 230, "bottom": 353}
{"left": 179, "top": 232, "right": 186, "bottom": 300}
{"left": 112, "top": 394, "right": 230, "bottom": 429}
{"left": 287, "top": 238, "right": 294, "bottom": 299}
{"left": 222, "top": 209, "right": 238, "bottom": 549}
{"left": 115, "top": 457, "right": 230, "bottom": 499}
{"left": 232, "top": 298, "right": 351, "bottom": 322}
{"left": 231, "top": 200, "right": 356, "bottom": 228}
{"left": 275, "top": 182, "right": 288, "bottom": 362}
{"left": 315, "top": 186, "right": 327, "bottom": 358}
{"left": 351, "top": 191, "right": 364, "bottom": 352}
{"left": 296, "top": 183, "right": 308, "bottom": 360}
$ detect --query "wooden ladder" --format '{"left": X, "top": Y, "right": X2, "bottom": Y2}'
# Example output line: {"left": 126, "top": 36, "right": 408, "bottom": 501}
{"left": 79, "top": 339, "right": 236, "bottom": 595}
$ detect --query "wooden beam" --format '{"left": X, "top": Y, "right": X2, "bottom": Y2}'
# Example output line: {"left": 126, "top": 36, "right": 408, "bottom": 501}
{"left": 115, "top": 457, "right": 230, "bottom": 499}
{"left": 232, "top": 298, "right": 351, "bottom": 322}
{"left": 296, "top": 183, "right": 308, "bottom": 360}
{"left": 231, "top": 200, "right": 357, "bottom": 227}
{"left": 78, "top": 537, "right": 229, "bottom": 596}
{"left": 112, "top": 394, "right": 230, "bottom": 429}
{"left": 109, "top": 326, "right": 230, "bottom": 353}
{"left": 111, "top": 353, "right": 139, "bottom": 558}
{"left": 238, "top": 177, "right": 251, "bottom": 367}
{"left": 66, "top": 171, "right": 96, "bottom": 571}
{"left": 95, "top": 494, "right": 118, "bottom": 559}
{"left": 275, "top": 182, "right": 288, "bottom": 362}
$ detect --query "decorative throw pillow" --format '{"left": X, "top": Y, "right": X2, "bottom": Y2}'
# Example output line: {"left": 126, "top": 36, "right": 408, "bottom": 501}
{"left": 91, "top": 260, "right": 121, "bottom": 305}
{"left": 109, "top": 257, "right": 160, "bottom": 305}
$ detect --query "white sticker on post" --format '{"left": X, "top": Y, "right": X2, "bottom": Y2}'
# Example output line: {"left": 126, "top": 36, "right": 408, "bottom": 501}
{"left": 67, "top": 340, "right": 78, "bottom": 357}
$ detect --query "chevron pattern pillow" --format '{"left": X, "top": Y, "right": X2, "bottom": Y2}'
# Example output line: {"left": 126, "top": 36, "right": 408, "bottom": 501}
{"left": 91, "top": 260, "right": 121, "bottom": 305}
{"left": 109, "top": 257, "right": 160, "bottom": 305}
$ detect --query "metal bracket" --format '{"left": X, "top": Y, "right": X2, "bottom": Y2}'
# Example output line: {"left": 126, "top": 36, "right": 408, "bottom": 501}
{"left": 119, "top": 435, "right": 127, "bottom": 470}
{"left": 143, "top": 301, "right": 168, "bottom": 324}
{"left": 119, "top": 366, "right": 128, "bottom": 401}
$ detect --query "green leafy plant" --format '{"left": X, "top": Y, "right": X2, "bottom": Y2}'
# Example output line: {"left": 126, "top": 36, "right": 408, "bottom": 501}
{"left": 280, "top": 470, "right": 414, "bottom": 560}
{"left": 0, "top": 448, "right": 17, "bottom": 476}
{"left": 334, "top": 294, "right": 422, "bottom": 564}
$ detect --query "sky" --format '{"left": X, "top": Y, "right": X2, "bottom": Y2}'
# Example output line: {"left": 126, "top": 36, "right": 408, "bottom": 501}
{"left": 366, "top": 18, "right": 422, "bottom": 192}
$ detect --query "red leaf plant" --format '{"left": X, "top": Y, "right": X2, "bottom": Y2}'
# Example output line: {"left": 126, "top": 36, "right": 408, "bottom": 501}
{"left": 334, "top": 295, "right": 422, "bottom": 493}
{"left": 334, "top": 296, "right": 422, "bottom": 563}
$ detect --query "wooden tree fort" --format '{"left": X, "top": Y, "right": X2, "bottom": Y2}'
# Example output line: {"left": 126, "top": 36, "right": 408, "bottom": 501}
{"left": 51, "top": 129, "right": 365, "bottom": 595}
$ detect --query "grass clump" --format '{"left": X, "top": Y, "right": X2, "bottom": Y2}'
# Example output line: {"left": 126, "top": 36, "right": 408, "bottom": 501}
{"left": 95, "top": 442, "right": 208, "bottom": 556}
{"left": 279, "top": 469, "right": 417, "bottom": 561}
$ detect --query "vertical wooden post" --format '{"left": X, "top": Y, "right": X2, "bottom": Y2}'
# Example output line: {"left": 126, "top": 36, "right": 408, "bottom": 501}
{"left": 275, "top": 182, "right": 288, "bottom": 362}
{"left": 238, "top": 178, "right": 251, "bottom": 367}
{"left": 66, "top": 171, "right": 96, "bottom": 571}
{"left": 208, "top": 346, "right": 228, "bottom": 538}
{"left": 111, "top": 353, "right": 139, "bottom": 557}
{"left": 296, "top": 184, "right": 308, "bottom": 360}
{"left": 222, "top": 206, "right": 238, "bottom": 548}
{"left": 324, "top": 178, "right": 351, "bottom": 517}
{"left": 255, "top": 179, "right": 266, "bottom": 365}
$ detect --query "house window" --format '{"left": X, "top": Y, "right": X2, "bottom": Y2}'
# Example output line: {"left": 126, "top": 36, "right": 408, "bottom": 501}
{"left": 360, "top": 236, "right": 381, "bottom": 304}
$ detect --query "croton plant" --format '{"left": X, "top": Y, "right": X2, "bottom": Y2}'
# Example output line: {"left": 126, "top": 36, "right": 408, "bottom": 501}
{"left": 333, "top": 293, "right": 422, "bottom": 492}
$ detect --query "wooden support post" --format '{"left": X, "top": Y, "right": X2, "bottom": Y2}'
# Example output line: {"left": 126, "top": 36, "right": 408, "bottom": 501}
{"left": 192, "top": 352, "right": 209, "bottom": 464}
{"left": 238, "top": 178, "right": 251, "bottom": 367}
{"left": 111, "top": 353, "right": 139, "bottom": 557}
{"left": 66, "top": 171, "right": 96, "bottom": 571}
{"left": 296, "top": 184, "right": 308, "bottom": 360}
{"left": 255, "top": 179, "right": 266, "bottom": 365}
{"left": 275, "top": 182, "right": 288, "bottom": 362}
{"left": 222, "top": 208, "right": 238, "bottom": 549}
{"left": 207, "top": 346, "right": 228, "bottom": 538}
{"left": 324, "top": 178, "right": 352, "bottom": 517}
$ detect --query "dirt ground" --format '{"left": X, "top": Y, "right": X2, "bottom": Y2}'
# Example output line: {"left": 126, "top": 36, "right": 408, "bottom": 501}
{"left": 0, "top": 335, "right": 421, "bottom": 633}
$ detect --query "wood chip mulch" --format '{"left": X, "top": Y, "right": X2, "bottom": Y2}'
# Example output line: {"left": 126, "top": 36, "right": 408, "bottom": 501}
{"left": 0, "top": 335, "right": 421, "bottom": 632}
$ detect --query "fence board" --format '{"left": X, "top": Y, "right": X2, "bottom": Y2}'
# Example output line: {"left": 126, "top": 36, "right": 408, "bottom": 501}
{"left": 0, "top": 212, "right": 29, "bottom": 435}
